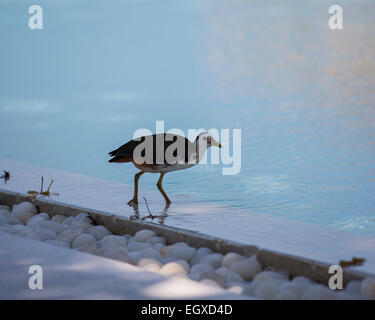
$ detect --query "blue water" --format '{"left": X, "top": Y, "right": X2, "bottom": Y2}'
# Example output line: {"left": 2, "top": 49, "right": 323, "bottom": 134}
{"left": 1, "top": 0, "right": 374, "bottom": 235}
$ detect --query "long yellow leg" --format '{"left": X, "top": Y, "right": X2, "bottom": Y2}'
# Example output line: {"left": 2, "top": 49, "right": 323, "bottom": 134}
{"left": 128, "top": 171, "right": 144, "bottom": 205}
{"left": 157, "top": 173, "right": 171, "bottom": 204}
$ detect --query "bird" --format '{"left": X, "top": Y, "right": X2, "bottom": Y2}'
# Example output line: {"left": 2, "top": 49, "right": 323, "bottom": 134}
{"left": 108, "top": 132, "right": 222, "bottom": 204}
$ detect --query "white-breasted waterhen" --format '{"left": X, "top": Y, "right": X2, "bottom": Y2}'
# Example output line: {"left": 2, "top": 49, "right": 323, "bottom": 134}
{"left": 108, "top": 132, "right": 222, "bottom": 204}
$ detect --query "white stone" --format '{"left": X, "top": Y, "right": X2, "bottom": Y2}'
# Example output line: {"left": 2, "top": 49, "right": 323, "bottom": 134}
{"left": 33, "top": 220, "right": 65, "bottom": 234}
{"left": 29, "top": 227, "right": 57, "bottom": 241}
{"left": 191, "top": 263, "right": 215, "bottom": 275}
{"left": 360, "top": 277, "right": 375, "bottom": 298}
{"left": 138, "top": 247, "right": 163, "bottom": 262}
{"left": 100, "top": 235, "right": 128, "bottom": 248}
{"left": 275, "top": 289, "right": 299, "bottom": 300}
{"left": 164, "top": 244, "right": 196, "bottom": 262}
{"left": 72, "top": 233, "right": 96, "bottom": 249}
{"left": 128, "top": 241, "right": 151, "bottom": 252}
{"left": 292, "top": 276, "right": 313, "bottom": 285}
{"left": 7, "top": 216, "right": 24, "bottom": 225}
{"left": 345, "top": 280, "right": 362, "bottom": 294}
{"left": 159, "top": 260, "right": 190, "bottom": 276}
{"left": 254, "top": 280, "right": 282, "bottom": 299}
{"left": 222, "top": 252, "right": 245, "bottom": 268}
{"left": 5, "top": 225, "right": 27, "bottom": 237}
{"left": 301, "top": 285, "right": 336, "bottom": 300}
{"left": 51, "top": 214, "right": 67, "bottom": 224}
{"left": 230, "top": 256, "right": 262, "bottom": 281}
{"left": 278, "top": 281, "right": 310, "bottom": 298}
{"left": 11, "top": 202, "right": 38, "bottom": 224}
{"left": 27, "top": 213, "right": 50, "bottom": 227}
{"left": 46, "top": 240, "right": 71, "bottom": 248}
{"left": 134, "top": 229, "right": 156, "bottom": 242}
{"left": 200, "top": 253, "right": 223, "bottom": 269}
{"left": 73, "top": 213, "right": 94, "bottom": 225}
{"left": 75, "top": 245, "right": 101, "bottom": 256}
{"left": 227, "top": 284, "right": 245, "bottom": 295}
{"left": 190, "top": 247, "right": 213, "bottom": 265}
{"left": 100, "top": 246, "right": 131, "bottom": 263}
{"left": 62, "top": 216, "right": 74, "bottom": 225}
{"left": 56, "top": 227, "right": 84, "bottom": 243}
{"left": 0, "top": 206, "right": 11, "bottom": 216}
{"left": 153, "top": 243, "right": 165, "bottom": 251}
{"left": 70, "top": 220, "right": 92, "bottom": 231}
{"left": 199, "top": 279, "right": 221, "bottom": 288}
{"left": 87, "top": 225, "right": 112, "bottom": 240}
{"left": 147, "top": 236, "right": 166, "bottom": 245}
{"left": 128, "top": 251, "right": 142, "bottom": 265}
{"left": 137, "top": 258, "right": 162, "bottom": 272}
{"left": 0, "top": 214, "right": 7, "bottom": 226}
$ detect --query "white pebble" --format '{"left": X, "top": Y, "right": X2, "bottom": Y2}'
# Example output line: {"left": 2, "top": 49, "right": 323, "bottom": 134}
{"left": 0, "top": 214, "right": 7, "bottom": 226}
{"left": 46, "top": 240, "right": 71, "bottom": 248}
{"left": 5, "top": 225, "right": 27, "bottom": 237}
{"left": 56, "top": 227, "right": 84, "bottom": 243}
{"left": 159, "top": 260, "right": 190, "bottom": 276}
{"left": 191, "top": 263, "right": 215, "bottom": 275}
{"left": 147, "top": 236, "right": 166, "bottom": 245}
{"left": 87, "top": 225, "right": 111, "bottom": 240}
{"left": 73, "top": 213, "right": 94, "bottom": 224}
{"left": 138, "top": 258, "right": 162, "bottom": 272}
{"left": 153, "top": 243, "right": 165, "bottom": 251}
{"left": 190, "top": 247, "right": 213, "bottom": 265}
{"left": 230, "top": 256, "right": 262, "bottom": 281}
{"left": 275, "top": 289, "right": 299, "bottom": 300}
{"left": 72, "top": 233, "right": 96, "bottom": 249}
{"left": 100, "top": 235, "right": 128, "bottom": 248}
{"left": 27, "top": 213, "right": 50, "bottom": 226}
{"left": 11, "top": 202, "right": 38, "bottom": 224}
{"left": 28, "top": 227, "right": 57, "bottom": 241}
{"left": 138, "top": 247, "right": 163, "bottom": 262}
{"left": 62, "top": 216, "right": 74, "bottom": 225}
{"left": 31, "top": 220, "right": 65, "bottom": 234}
{"left": 76, "top": 245, "right": 101, "bottom": 256}
{"left": 200, "top": 279, "right": 221, "bottom": 288}
{"left": 7, "top": 216, "right": 24, "bottom": 225}
{"left": 292, "top": 276, "right": 313, "bottom": 285}
{"left": 128, "top": 251, "right": 142, "bottom": 265}
{"left": 51, "top": 214, "right": 67, "bottom": 224}
{"left": 100, "top": 246, "right": 131, "bottom": 263}
{"left": 164, "top": 244, "right": 196, "bottom": 262}
{"left": 0, "top": 206, "right": 11, "bottom": 216}
{"left": 222, "top": 252, "right": 245, "bottom": 268}
{"left": 134, "top": 229, "right": 156, "bottom": 242}
{"left": 345, "top": 280, "right": 362, "bottom": 294}
{"left": 200, "top": 253, "right": 223, "bottom": 269}
{"left": 70, "top": 220, "right": 92, "bottom": 231}
{"left": 128, "top": 241, "right": 151, "bottom": 252}
{"left": 254, "top": 280, "right": 282, "bottom": 299}
{"left": 301, "top": 285, "right": 336, "bottom": 300}
{"left": 361, "top": 277, "right": 375, "bottom": 298}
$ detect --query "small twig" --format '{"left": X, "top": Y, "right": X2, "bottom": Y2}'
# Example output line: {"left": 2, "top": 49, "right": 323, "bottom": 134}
{"left": 142, "top": 197, "right": 156, "bottom": 219}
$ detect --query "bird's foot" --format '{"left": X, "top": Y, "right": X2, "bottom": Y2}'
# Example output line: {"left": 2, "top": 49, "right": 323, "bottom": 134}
{"left": 127, "top": 198, "right": 138, "bottom": 206}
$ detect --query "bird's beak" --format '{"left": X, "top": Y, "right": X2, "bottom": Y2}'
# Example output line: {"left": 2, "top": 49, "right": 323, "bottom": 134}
{"left": 211, "top": 138, "right": 222, "bottom": 148}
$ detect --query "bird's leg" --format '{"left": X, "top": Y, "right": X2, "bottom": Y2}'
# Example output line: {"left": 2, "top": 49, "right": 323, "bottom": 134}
{"left": 128, "top": 171, "right": 144, "bottom": 205}
{"left": 157, "top": 173, "right": 171, "bottom": 204}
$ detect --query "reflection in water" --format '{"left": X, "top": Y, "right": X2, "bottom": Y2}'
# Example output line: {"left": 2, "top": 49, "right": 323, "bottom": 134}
{"left": 130, "top": 199, "right": 170, "bottom": 225}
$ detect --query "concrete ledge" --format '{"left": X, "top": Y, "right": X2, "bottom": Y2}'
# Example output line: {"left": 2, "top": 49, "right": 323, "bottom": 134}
{"left": 0, "top": 189, "right": 371, "bottom": 285}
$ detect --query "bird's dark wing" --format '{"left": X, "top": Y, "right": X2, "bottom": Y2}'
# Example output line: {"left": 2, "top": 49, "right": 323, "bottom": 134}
{"left": 108, "top": 133, "right": 195, "bottom": 164}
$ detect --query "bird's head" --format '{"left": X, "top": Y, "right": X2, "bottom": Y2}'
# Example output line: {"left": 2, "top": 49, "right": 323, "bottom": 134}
{"left": 196, "top": 132, "right": 222, "bottom": 149}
